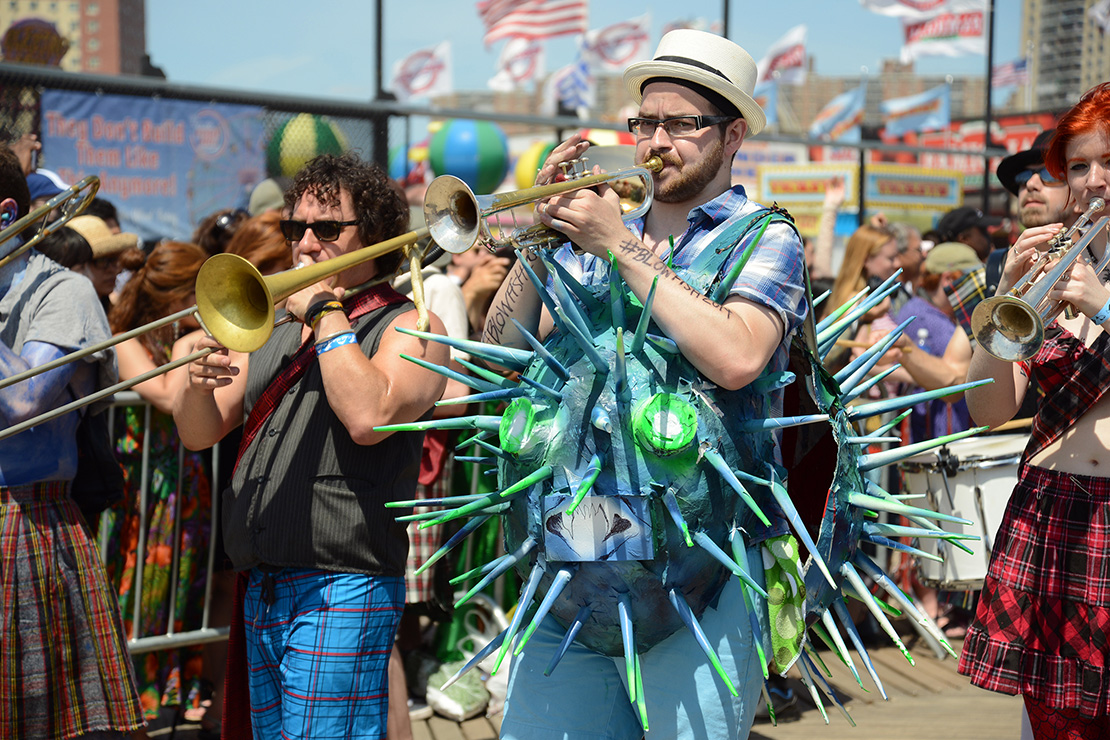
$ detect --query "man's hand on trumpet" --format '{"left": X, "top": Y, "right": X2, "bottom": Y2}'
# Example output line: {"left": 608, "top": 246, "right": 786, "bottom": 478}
{"left": 995, "top": 222, "right": 1063, "bottom": 296}
{"left": 1045, "top": 254, "right": 1110, "bottom": 324}
{"left": 535, "top": 182, "right": 628, "bottom": 260}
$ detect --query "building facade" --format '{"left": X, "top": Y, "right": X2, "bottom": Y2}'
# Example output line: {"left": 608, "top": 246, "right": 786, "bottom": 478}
{"left": 0, "top": 0, "right": 145, "bottom": 75}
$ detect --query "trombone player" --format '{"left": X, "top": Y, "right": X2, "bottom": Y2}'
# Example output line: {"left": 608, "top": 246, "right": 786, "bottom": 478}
{"left": 173, "top": 153, "right": 448, "bottom": 739}
{"left": 0, "top": 147, "right": 144, "bottom": 735}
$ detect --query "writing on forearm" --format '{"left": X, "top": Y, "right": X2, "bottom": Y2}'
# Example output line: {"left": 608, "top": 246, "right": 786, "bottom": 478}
{"left": 485, "top": 267, "right": 530, "bottom": 344}
{"left": 613, "top": 238, "right": 731, "bottom": 318}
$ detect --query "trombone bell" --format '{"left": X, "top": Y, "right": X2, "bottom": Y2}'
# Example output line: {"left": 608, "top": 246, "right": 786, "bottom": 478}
{"left": 195, "top": 253, "right": 276, "bottom": 354}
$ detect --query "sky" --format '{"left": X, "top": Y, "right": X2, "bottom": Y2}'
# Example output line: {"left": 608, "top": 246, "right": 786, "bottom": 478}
{"left": 145, "top": 1, "right": 1023, "bottom": 104}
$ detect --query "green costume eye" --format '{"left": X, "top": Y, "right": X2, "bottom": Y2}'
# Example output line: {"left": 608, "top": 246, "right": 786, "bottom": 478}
{"left": 500, "top": 397, "right": 537, "bottom": 454}
{"left": 632, "top": 393, "right": 698, "bottom": 455}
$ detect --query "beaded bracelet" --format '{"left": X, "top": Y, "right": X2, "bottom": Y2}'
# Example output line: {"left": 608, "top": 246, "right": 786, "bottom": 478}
{"left": 1092, "top": 295, "right": 1110, "bottom": 326}
{"left": 315, "top": 331, "right": 357, "bottom": 355}
{"left": 306, "top": 300, "right": 345, "bottom": 330}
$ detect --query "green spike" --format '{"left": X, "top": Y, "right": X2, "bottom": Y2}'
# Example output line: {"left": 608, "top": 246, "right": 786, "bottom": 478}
{"left": 845, "top": 588, "right": 902, "bottom": 618}
{"left": 854, "top": 551, "right": 957, "bottom": 659}
{"left": 801, "top": 650, "right": 856, "bottom": 726}
{"left": 436, "top": 388, "right": 527, "bottom": 407}
{"left": 834, "top": 315, "right": 915, "bottom": 388}
{"left": 510, "top": 318, "right": 570, "bottom": 381}
{"left": 555, "top": 304, "right": 609, "bottom": 374}
{"left": 386, "top": 493, "right": 489, "bottom": 509}
{"left": 750, "top": 371, "right": 796, "bottom": 395}
{"left": 412, "top": 515, "right": 491, "bottom": 577}
{"left": 693, "top": 532, "right": 767, "bottom": 597}
{"left": 815, "top": 285, "right": 868, "bottom": 334}
{"left": 373, "top": 414, "right": 502, "bottom": 435}
{"left": 830, "top": 599, "right": 887, "bottom": 700}
{"left": 817, "top": 270, "right": 903, "bottom": 347}
{"left": 455, "top": 356, "right": 519, "bottom": 389}
{"left": 544, "top": 605, "right": 591, "bottom": 676}
{"left": 645, "top": 333, "right": 679, "bottom": 353}
{"left": 795, "top": 657, "right": 830, "bottom": 725}
{"left": 663, "top": 489, "right": 693, "bottom": 547}
{"left": 737, "top": 413, "right": 828, "bottom": 432}
{"left": 870, "top": 409, "right": 912, "bottom": 438}
{"left": 398, "top": 353, "right": 501, "bottom": 392}
{"left": 840, "top": 561, "right": 914, "bottom": 666}
{"left": 492, "top": 563, "right": 545, "bottom": 674}
{"left": 566, "top": 454, "right": 603, "bottom": 516}
{"left": 728, "top": 530, "right": 768, "bottom": 679}
{"left": 849, "top": 380, "right": 993, "bottom": 420}
{"left": 455, "top": 538, "right": 537, "bottom": 608}
{"left": 820, "top": 610, "right": 864, "bottom": 687}
{"left": 516, "top": 246, "right": 575, "bottom": 337}
{"left": 848, "top": 491, "right": 973, "bottom": 526}
{"left": 614, "top": 327, "right": 628, "bottom": 399}
{"left": 865, "top": 533, "right": 944, "bottom": 562}
{"left": 766, "top": 465, "right": 837, "bottom": 589}
{"left": 608, "top": 250, "right": 627, "bottom": 331}
{"left": 395, "top": 326, "right": 533, "bottom": 370}
{"left": 617, "top": 595, "right": 637, "bottom": 704}
{"left": 845, "top": 435, "right": 902, "bottom": 445}
{"left": 630, "top": 275, "right": 659, "bottom": 355}
{"left": 858, "top": 426, "right": 988, "bottom": 471}
{"left": 709, "top": 215, "right": 770, "bottom": 304}
{"left": 515, "top": 567, "right": 574, "bottom": 654}
{"left": 438, "top": 631, "right": 505, "bottom": 691}
{"left": 547, "top": 255, "right": 603, "bottom": 313}
{"left": 701, "top": 447, "right": 770, "bottom": 526}
{"left": 668, "top": 588, "right": 738, "bottom": 697}
{"left": 518, "top": 374, "right": 563, "bottom": 402}
{"left": 416, "top": 476, "right": 536, "bottom": 530}
{"left": 864, "top": 521, "right": 978, "bottom": 542}
{"left": 635, "top": 652, "right": 649, "bottom": 732}
{"left": 547, "top": 264, "right": 596, "bottom": 343}
{"left": 842, "top": 365, "right": 900, "bottom": 403}
{"left": 803, "top": 640, "right": 833, "bottom": 677}
{"left": 472, "top": 437, "right": 513, "bottom": 461}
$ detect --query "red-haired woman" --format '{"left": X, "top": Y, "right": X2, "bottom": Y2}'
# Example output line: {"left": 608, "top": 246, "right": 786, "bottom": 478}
{"left": 960, "top": 82, "right": 1110, "bottom": 735}
{"left": 104, "top": 241, "right": 214, "bottom": 727}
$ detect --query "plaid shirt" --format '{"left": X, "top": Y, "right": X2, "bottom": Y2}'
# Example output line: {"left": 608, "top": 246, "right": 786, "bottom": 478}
{"left": 944, "top": 265, "right": 988, "bottom": 338}
{"left": 1019, "top": 325, "right": 1110, "bottom": 461}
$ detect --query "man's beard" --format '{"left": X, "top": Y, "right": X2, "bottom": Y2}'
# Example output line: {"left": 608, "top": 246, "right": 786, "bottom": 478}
{"left": 1020, "top": 202, "right": 1055, "bottom": 228}
{"left": 652, "top": 137, "right": 725, "bottom": 203}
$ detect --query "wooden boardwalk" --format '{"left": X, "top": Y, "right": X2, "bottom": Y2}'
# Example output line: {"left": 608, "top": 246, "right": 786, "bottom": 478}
{"left": 410, "top": 637, "right": 1024, "bottom": 740}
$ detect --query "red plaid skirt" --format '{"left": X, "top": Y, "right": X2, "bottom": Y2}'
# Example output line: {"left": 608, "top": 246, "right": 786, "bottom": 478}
{"left": 958, "top": 465, "right": 1110, "bottom": 717}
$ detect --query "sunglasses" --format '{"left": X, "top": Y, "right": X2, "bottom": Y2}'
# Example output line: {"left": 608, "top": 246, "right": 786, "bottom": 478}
{"left": 1014, "top": 166, "right": 1065, "bottom": 188}
{"left": 279, "top": 219, "right": 359, "bottom": 242}
{"left": 626, "top": 115, "right": 736, "bottom": 138}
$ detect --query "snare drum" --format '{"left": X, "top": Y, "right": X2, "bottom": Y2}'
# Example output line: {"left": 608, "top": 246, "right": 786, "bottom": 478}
{"left": 898, "top": 433, "right": 1028, "bottom": 590}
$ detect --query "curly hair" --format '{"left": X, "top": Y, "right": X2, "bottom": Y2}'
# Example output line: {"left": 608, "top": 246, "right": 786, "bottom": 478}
{"left": 109, "top": 241, "right": 206, "bottom": 360}
{"left": 1046, "top": 81, "right": 1110, "bottom": 181}
{"left": 285, "top": 152, "right": 410, "bottom": 276}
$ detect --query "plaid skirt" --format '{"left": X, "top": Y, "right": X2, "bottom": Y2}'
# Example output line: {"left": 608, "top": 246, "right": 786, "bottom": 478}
{"left": 0, "top": 482, "right": 144, "bottom": 737}
{"left": 958, "top": 465, "right": 1110, "bottom": 717}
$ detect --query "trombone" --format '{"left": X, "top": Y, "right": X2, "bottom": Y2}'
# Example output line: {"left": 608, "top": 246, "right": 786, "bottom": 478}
{"left": 0, "top": 175, "right": 100, "bottom": 269}
{"left": 972, "top": 197, "right": 1110, "bottom": 361}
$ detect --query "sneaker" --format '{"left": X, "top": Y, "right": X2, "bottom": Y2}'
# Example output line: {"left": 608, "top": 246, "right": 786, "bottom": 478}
{"left": 754, "top": 686, "right": 801, "bottom": 723}
{"left": 408, "top": 698, "right": 434, "bottom": 721}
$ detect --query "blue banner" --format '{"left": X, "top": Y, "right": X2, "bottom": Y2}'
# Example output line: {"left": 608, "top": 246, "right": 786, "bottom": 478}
{"left": 753, "top": 80, "right": 778, "bottom": 129}
{"left": 40, "top": 89, "right": 266, "bottom": 242}
{"left": 809, "top": 82, "right": 866, "bottom": 143}
{"left": 880, "top": 84, "right": 950, "bottom": 139}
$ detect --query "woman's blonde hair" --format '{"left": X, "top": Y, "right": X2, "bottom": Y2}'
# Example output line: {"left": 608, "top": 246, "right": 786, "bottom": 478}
{"left": 822, "top": 224, "right": 895, "bottom": 320}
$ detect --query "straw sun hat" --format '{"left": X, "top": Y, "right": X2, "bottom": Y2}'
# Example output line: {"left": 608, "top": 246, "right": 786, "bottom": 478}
{"left": 67, "top": 215, "right": 138, "bottom": 259}
{"left": 623, "top": 29, "right": 767, "bottom": 136}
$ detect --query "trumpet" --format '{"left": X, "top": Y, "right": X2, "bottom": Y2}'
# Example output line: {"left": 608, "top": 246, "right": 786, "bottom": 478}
{"left": 424, "top": 147, "right": 663, "bottom": 254}
{"left": 0, "top": 175, "right": 100, "bottom": 269}
{"left": 972, "top": 197, "right": 1110, "bottom": 361}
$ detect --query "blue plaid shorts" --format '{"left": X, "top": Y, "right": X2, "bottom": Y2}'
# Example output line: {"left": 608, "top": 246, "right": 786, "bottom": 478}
{"left": 244, "top": 568, "right": 404, "bottom": 739}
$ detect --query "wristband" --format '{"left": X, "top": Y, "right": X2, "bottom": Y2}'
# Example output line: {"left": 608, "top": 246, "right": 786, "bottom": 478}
{"left": 315, "top": 331, "right": 356, "bottom": 355}
{"left": 1092, "top": 295, "right": 1110, "bottom": 326}
{"left": 306, "top": 300, "right": 345, "bottom": 329}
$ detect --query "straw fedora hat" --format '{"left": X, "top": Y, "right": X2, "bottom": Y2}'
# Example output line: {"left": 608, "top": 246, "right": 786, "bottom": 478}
{"left": 623, "top": 30, "right": 766, "bottom": 137}
{"left": 67, "top": 215, "right": 138, "bottom": 259}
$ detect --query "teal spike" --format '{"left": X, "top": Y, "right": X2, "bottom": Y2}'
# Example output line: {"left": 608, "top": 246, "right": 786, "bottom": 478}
{"left": 817, "top": 269, "right": 903, "bottom": 347}
{"left": 591, "top": 406, "right": 612, "bottom": 432}
{"left": 862, "top": 481, "right": 974, "bottom": 552}
{"left": 668, "top": 588, "right": 739, "bottom": 697}
{"left": 566, "top": 454, "right": 603, "bottom": 515}
{"left": 848, "top": 491, "right": 972, "bottom": 526}
{"left": 864, "top": 521, "right": 978, "bottom": 542}
{"left": 854, "top": 551, "right": 957, "bottom": 659}
{"left": 815, "top": 286, "right": 868, "bottom": 334}
{"left": 845, "top": 588, "right": 902, "bottom": 618}
{"left": 808, "top": 621, "right": 840, "bottom": 662}
{"left": 608, "top": 251, "right": 626, "bottom": 332}
{"left": 516, "top": 246, "right": 575, "bottom": 337}
{"left": 555, "top": 304, "right": 609, "bottom": 374}
{"left": 812, "top": 288, "right": 831, "bottom": 308}
{"left": 418, "top": 468, "right": 549, "bottom": 530}
{"left": 413, "top": 515, "right": 491, "bottom": 577}
{"left": 634, "top": 652, "right": 649, "bottom": 732}
{"left": 840, "top": 561, "right": 914, "bottom": 666}
{"left": 736, "top": 413, "right": 829, "bottom": 432}
{"left": 455, "top": 430, "right": 493, "bottom": 450}
{"left": 663, "top": 489, "right": 694, "bottom": 547}
{"left": 437, "top": 387, "right": 528, "bottom": 407}
{"left": 833, "top": 315, "right": 915, "bottom": 385}
{"left": 751, "top": 371, "right": 796, "bottom": 396}
{"left": 693, "top": 531, "right": 767, "bottom": 597}
{"left": 395, "top": 502, "right": 507, "bottom": 523}
{"left": 630, "top": 275, "right": 660, "bottom": 355}
{"left": 445, "top": 454, "right": 492, "bottom": 463}
{"left": 830, "top": 599, "right": 887, "bottom": 700}
{"left": 728, "top": 529, "right": 768, "bottom": 679}
{"left": 518, "top": 374, "right": 563, "bottom": 402}
{"left": 849, "top": 380, "right": 993, "bottom": 420}
{"left": 374, "top": 414, "right": 502, "bottom": 435}
{"left": 845, "top": 435, "right": 901, "bottom": 445}
{"left": 804, "top": 640, "right": 834, "bottom": 677}
{"left": 547, "top": 255, "right": 603, "bottom": 313}
{"left": 801, "top": 651, "right": 856, "bottom": 727}
{"left": 472, "top": 437, "right": 513, "bottom": 461}
{"left": 492, "top": 562, "right": 546, "bottom": 674}
{"left": 708, "top": 214, "right": 771, "bottom": 304}
{"left": 865, "top": 533, "right": 944, "bottom": 562}
{"left": 451, "top": 553, "right": 507, "bottom": 586}
{"left": 766, "top": 465, "right": 837, "bottom": 589}
{"left": 842, "top": 365, "right": 900, "bottom": 404}
{"left": 614, "top": 327, "right": 628, "bottom": 398}
{"left": 544, "top": 605, "right": 591, "bottom": 676}
{"left": 858, "top": 426, "right": 988, "bottom": 471}
{"left": 547, "top": 263, "right": 597, "bottom": 343}
{"left": 439, "top": 632, "right": 506, "bottom": 691}
{"left": 820, "top": 609, "right": 864, "bottom": 688}
{"left": 617, "top": 595, "right": 637, "bottom": 704}
{"left": 455, "top": 538, "right": 537, "bottom": 608}
{"left": 701, "top": 447, "right": 770, "bottom": 526}
{"left": 398, "top": 353, "right": 502, "bottom": 393}
{"left": 645, "top": 333, "right": 679, "bottom": 353}
{"left": 394, "top": 327, "right": 532, "bottom": 370}
{"left": 510, "top": 318, "right": 570, "bottom": 381}
{"left": 516, "top": 567, "right": 575, "bottom": 654}
{"left": 386, "top": 493, "right": 489, "bottom": 509}
{"left": 870, "top": 409, "right": 912, "bottom": 438}
{"left": 795, "top": 656, "right": 831, "bottom": 725}
{"left": 456, "top": 356, "right": 519, "bottom": 389}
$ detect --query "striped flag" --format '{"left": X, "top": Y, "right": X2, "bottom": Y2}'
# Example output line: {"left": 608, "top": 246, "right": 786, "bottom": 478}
{"left": 880, "top": 84, "right": 949, "bottom": 138}
{"left": 900, "top": 8, "right": 985, "bottom": 62}
{"left": 488, "top": 37, "right": 545, "bottom": 91}
{"left": 542, "top": 41, "right": 593, "bottom": 115}
{"left": 757, "top": 25, "right": 807, "bottom": 85}
{"left": 390, "top": 42, "right": 453, "bottom": 101}
{"left": 859, "top": 0, "right": 984, "bottom": 19}
{"left": 810, "top": 82, "right": 867, "bottom": 143}
{"left": 991, "top": 58, "right": 1028, "bottom": 87}
{"left": 584, "top": 13, "right": 651, "bottom": 71}
{"left": 477, "top": 0, "right": 589, "bottom": 46}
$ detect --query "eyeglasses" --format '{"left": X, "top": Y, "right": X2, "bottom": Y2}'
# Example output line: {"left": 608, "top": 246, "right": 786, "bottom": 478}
{"left": 1014, "top": 166, "right": 1065, "bottom": 188}
{"left": 279, "top": 219, "right": 359, "bottom": 242}
{"left": 626, "top": 115, "right": 736, "bottom": 138}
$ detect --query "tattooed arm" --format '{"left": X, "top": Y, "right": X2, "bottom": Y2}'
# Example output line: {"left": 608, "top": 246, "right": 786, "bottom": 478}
{"left": 482, "top": 248, "right": 554, "bottom": 351}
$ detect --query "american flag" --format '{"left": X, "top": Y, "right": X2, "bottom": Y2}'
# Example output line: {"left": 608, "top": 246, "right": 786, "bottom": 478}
{"left": 554, "top": 52, "right": 592, "bottom": 110}
{"left": 476, "top": 0, "right": 588, "bottom": 46}
{"left": 991, "top": 58, "right": 1028, "bottom": 87}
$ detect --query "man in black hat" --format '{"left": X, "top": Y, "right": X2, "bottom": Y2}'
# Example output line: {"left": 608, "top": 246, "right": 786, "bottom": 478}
{"left": 936, "top": 205, "right": 1002, "bottom": 262}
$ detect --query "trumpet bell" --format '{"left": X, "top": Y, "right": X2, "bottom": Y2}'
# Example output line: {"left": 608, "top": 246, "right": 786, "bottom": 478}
{"left": 970, "top": 294, "right": 1044, "bottom": 362}
{"left": 196, "top": 253, "right": 276, "bottom": 353}
{"left": 424, "top": 175, "right": 483, "bottom": 256}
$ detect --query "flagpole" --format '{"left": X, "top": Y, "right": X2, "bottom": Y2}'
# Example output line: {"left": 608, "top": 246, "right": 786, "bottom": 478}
{"left": 982, "top": 0, "right": 995, "bottom": 212}
{"left": 372, "top": 0, "right": 390, "bottom": 170}
{"left": 723, "top": 0, "right": 730, "bottom": 38}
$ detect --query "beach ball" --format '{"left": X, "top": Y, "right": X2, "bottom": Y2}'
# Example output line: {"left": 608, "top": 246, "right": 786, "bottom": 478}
{"left": 515, "top": 140, "right": 556, "bottom": 189}
{"left": 429, "top": 120, "right": 510, "bottom": 195}
{"left": 266, "top": 114, "right": 349, "bottom": 179}
{"left": 389, "top": 146, "right": 413, "bottom": 181}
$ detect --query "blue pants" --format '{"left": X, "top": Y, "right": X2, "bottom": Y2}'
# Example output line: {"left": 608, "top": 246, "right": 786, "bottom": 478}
{"left": 501, "top": 549, "right": 767, "bottom": 740}
{"left": 243, "top": 568, "right": 404, "bottom": 740}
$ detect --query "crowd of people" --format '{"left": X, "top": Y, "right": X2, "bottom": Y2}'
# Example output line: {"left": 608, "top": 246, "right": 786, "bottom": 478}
{"left": 3, "top": 29, "right": 1110, "bottom": 740}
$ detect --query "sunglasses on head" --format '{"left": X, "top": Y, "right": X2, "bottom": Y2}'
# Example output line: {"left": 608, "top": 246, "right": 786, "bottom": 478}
{"left": 1014, "top": 166, "right": 1064, "bottom": 187}
{"left": 279, "top": 219, "right": 359, "bottom": 242}
{"left": 214, "top": 209, "right": 249, "bottom": 235}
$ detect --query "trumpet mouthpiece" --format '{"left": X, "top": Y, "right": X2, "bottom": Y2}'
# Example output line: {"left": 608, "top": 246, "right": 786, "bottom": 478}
{"left": 1091, "top": 197, "right": 1106, "bottom": 212}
